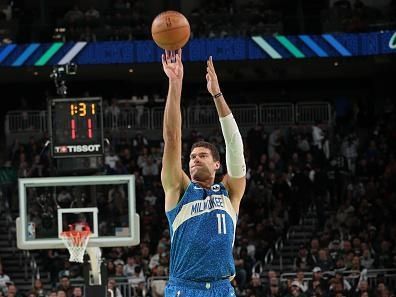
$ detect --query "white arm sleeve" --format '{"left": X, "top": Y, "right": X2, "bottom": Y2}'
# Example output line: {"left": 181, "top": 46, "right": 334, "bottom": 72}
{"left": 219, "top": 113, "right": 246, "bottom": 178}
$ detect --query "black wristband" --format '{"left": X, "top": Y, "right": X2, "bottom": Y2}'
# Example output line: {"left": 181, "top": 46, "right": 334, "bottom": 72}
{"left": 213, "top": 92, "right": 223, "bottom": 99}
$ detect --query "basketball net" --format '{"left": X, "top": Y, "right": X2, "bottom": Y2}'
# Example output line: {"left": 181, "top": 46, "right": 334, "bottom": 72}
{"left": 60, "top": 230, "right": 91, "bottom": 263}
{"left": 60, "top": 223, "right": 102, "bottom": 285}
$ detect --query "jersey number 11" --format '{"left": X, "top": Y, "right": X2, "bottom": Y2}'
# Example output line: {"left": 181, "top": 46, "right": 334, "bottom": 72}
{"left": 216, "top": 213, "right": 227, "bottom": 234}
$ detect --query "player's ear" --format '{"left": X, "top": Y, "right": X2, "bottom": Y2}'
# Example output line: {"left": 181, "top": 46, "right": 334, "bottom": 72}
{"left": 214, "top": 161, "right": 220, "bottom": 170}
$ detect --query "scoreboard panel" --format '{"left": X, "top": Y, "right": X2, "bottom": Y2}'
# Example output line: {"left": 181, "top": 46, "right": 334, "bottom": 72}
{"left": 48, "top": 97, "right": 104, "bottom": 158}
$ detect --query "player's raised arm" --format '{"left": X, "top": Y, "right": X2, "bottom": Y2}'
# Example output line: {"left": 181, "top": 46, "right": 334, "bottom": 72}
{"left": 206, "top": 56, "right": 246, "bottom": 207}
{"left": 161, "top": 50, "right": 189, "bottom": 211}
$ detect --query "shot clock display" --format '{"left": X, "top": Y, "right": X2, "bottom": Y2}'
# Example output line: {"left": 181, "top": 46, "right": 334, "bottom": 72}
{"left": 48, "top": 97, "right": 104, "bottom": 158}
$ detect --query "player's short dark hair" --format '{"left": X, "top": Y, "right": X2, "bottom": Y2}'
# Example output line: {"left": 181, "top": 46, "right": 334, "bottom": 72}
{"left": 191, "top": 141, "right": 220, "bottom": 162}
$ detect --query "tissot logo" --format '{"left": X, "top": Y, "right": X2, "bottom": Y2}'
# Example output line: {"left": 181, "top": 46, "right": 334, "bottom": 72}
{"left": 390, "top": 32, "right": 396, "bottom": 50}
{"left": 54, "top": 144, "right": 101, "bottom": 153}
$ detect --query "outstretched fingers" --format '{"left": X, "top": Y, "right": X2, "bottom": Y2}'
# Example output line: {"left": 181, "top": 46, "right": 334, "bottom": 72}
{"left": 208, "top": 56, "right": 215, "bottom": 68}
{"left": 207, "top": 65, "right": 215, "bottom": 77}
{"left": 176, "top": 49, "right": 182, "bottom": 65}
{"left": 207, "top": 56, "right": 217, "bottom": 76}
{"left": 176, "top": 48, "right": 182, "bottom": 58}
{"left": 206, "top": 67, "right": 216, "bottom": 81}
{"left": 162, "top": 54, "right": 167, "bottom": 66}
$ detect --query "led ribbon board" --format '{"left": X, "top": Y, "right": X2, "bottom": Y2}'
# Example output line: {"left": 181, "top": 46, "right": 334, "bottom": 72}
{"left": 0, "top": 31, "right": 394, "bottom": 66}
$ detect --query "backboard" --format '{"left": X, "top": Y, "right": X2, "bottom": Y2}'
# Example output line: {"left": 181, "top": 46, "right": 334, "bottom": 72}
{"left": 16, "top": 175, "right": 139, "bottom": 250}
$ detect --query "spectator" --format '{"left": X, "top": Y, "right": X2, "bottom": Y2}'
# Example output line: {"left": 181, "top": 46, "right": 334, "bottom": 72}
{"left": 45, "top": 250, "right": 64, "bottom": 287}
{"left": 375, "top": 240, "right": 393, "bottom": 268}
{"left": 31, "top": 279, "right": 47, "bottom": 297}
{"left": 139, "top": 243, "right": 152, "bottom": 275}
{"left": 351, "top": 255, "right": 362, "bottom": 271}
{"left": 123, "top": 256, "right": 137, "bottom": 277}
{"left": 143, "top": 190, "right": 158, "bottom": 206}
{"left": 58, "top": 260, "right": 72, "bottom": 279}
{"left": 245, "top": 273, "right": 266, "bottom": 297}
{"left": 360, "top": 247, "right": 375, "bottom": 269}
{"left": 297, "top": 134, "right": 311, "bottom": 154}
{"left": 328, "top": 239, "right": 342, "bottom": 260}
{"left": 71, "top": 287, "right": 83, "bottom": 297}
{"left": 353, "top": 280, "right": 373, "bottom": 297}
{"left": 141, "top": 157, "right": 159, "bottom": 179}
{"left": 56, "top": 290, "right": 67, "bottom": 297}
{"left": 295, "top": 269, "right": 308, "bottom": 293}
{"left": 316, "top": 249, "right": 333, "bottom": 271}
{"left": 107, "top": 279, "right": 122, "bottom": 297}
{"left": 268, "top": 128, "right": 281, "bottom": 159}
{"left": 294, "top": 245, "right": 309, "bottom": 271}
{"left": 128, "top": 265, "right": 145, "bottom": 288}
{"left": 150, "top": 265, "right": 167, "bottom": 297}
{"left": 28, "top": 155, "right": 46, "bottom": 177}
{"left": 6, "top": 285, "right": 22, "bottom": 297}
{"left": 0, "top": 264, "right": 11, "bottom": 292}
{"left": 308, "top": 267, "right": 327, "bottom": 293}
{"left": 132, "top": 132, "right": 148, "bottom": 153}
{"left": 284, "top": 280, "right": 307, "bottom": 297}
{"left": 56, "top": 276, "right": 73, "bottom": 297}
{"left": 307, "top": 238, "right": 320, "bottom": 267}
{"left": 105, "top": 149, "right": 120, "bottom": 172}
{"left": 341, "top": 135, "right": 359, "bottom": 174}
{"left": 334, "top": 257, "right": 347, "bottom": 272}
{"left": 267, "top": 277, "right": 283, "bottom": 297}
{"left": 105, "top": 98, "right": 121, "bottom": 129}
{"left": 137, "top": 147, "right": 151, "bottom": 169}
{"left": 114, "top": 264, "right": 125, "bottom": 277}
{"left": 266, "top": 270, "right": 278, "bottom": 282}
{"left": 328, "top": 151, "right": 349, "bottom": 205}
{"left": 106, "top": 261, "right": 116, "bottom": 277}
{"left": 312, "top": 121, "right": 324, "bottom": 150}
{"left": 330, "top": 271, "right": 352, "bottom": 292}
{"left": 233, "top": 248, "right": 247, "bottom": 292}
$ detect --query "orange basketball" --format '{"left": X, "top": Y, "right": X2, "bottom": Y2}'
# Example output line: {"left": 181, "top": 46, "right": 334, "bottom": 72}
{"left": 151, "top": 10, "right": 190, "bottom": 51}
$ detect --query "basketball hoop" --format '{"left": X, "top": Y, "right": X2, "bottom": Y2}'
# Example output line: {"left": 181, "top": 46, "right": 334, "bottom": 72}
{"left": 60, "top": 230, "right": 91, "bottom": 263}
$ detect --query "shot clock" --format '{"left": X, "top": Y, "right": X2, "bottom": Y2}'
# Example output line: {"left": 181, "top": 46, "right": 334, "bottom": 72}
{"left": 48, "top": 97, "right": 104, "bottom": 158}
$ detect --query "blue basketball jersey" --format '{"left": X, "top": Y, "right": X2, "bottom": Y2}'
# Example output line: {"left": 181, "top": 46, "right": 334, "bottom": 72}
{"left": 166, "top": 182, "right": 237, "bottom": 282}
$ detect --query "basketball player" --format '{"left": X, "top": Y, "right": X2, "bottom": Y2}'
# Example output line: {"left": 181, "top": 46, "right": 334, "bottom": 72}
{"left": 161, "top": 50, "right": 246, "bottom": 296}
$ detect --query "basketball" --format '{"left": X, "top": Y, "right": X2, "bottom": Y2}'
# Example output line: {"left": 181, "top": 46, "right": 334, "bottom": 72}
{"left": 151, "top": 10, "right": 190, "bottom": 51}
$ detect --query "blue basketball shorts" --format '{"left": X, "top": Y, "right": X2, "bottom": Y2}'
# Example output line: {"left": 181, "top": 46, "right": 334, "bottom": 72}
{"left": 165, "top": 277, "right": 235, "bottom": 297}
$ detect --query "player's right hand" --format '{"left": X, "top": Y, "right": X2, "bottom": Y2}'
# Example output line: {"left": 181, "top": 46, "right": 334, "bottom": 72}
{"left": 162, "top": 49, "right": 183, "bottom": 81}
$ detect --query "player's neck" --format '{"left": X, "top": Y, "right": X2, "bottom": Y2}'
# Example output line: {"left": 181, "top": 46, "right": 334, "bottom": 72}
{"left": 192, "top": 179, "right": 215, "bottom": 189}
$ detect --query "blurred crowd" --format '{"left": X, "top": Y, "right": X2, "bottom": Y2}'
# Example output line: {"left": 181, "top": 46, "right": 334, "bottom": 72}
{"left": 1, "top": 0, "right": 395, "bottom": 44}
{"left": 322, "top": 0, "right": 396, "bottom": 33}
{"left": 55, "top": 0, "right": 283, "bottom": 42}
{"left": 0, "top": 94, "right": 395, "bottom": 297}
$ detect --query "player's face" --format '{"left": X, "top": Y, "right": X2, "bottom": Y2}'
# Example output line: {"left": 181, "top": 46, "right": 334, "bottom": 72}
{"left": 189, "top": 147, "right": 220, "bottom": 181}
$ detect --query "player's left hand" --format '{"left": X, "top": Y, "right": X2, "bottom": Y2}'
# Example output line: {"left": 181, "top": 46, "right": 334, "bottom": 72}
{"left": 206, "top": 56, "right": 221, "bottom": 96}
{"left": 162, "top": 49, "right": 183, "bottom": 81}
